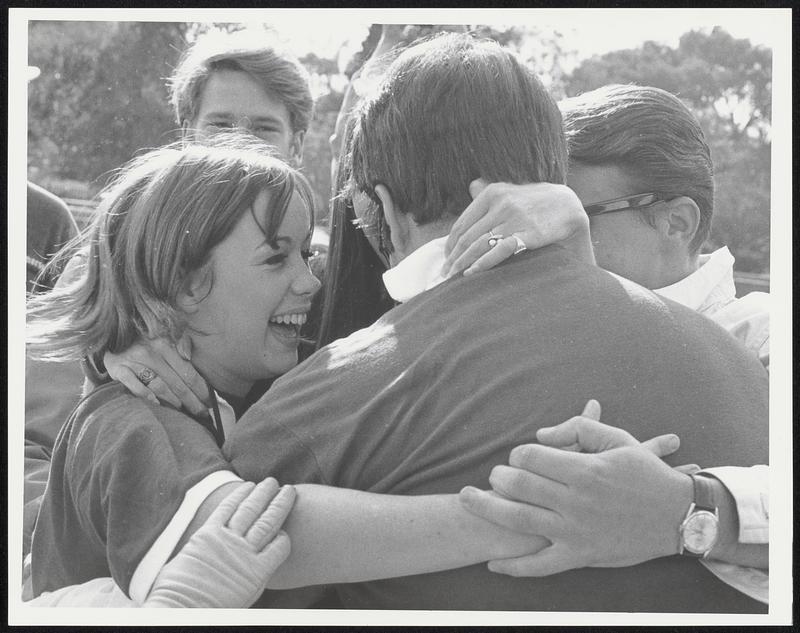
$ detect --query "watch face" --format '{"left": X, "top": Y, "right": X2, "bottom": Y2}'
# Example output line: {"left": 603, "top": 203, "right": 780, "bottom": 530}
{"left": 683, "top": 510, "right": 720, "bottom": 553}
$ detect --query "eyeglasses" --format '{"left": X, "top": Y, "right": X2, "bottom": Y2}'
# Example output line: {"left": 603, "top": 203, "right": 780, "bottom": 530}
{"left": 349, "top": 210, "right": 393, "bottom": 267}
{"left": 583, "top": 192, "right": 669, "bottom": 217}
{"left": 350, "top": 216, "right": 380, "bottom": 238}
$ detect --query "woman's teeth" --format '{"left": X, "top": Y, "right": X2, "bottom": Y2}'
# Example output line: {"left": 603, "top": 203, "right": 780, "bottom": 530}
{"left": 269, "top": 313, "right": 308, "bottom": 326}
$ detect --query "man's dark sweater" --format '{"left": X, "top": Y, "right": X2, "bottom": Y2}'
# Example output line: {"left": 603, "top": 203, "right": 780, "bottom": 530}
{"left": 228, "top": 245, "right": 768, "bottom": 612}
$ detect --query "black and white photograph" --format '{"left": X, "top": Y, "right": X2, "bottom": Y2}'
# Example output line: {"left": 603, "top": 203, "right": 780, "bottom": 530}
{"left": 7, "top": 7, "right": 792, "bottom": 627}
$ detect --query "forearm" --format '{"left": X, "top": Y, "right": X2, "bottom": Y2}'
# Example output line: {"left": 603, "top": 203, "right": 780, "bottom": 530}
{"left": 267, "top": 484, "right": 546, "bottom": 589}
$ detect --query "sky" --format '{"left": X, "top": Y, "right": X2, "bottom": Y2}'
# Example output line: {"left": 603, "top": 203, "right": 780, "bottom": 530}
{"left": 16, "top": 7, "right": 784, "bottom": 66}
{"left": 264, "top": 8, "right": 781, "bottom": 61}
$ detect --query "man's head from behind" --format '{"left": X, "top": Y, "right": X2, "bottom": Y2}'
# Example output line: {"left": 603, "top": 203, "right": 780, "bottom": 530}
{"left": 346, "top": 33, "right": 567, "bottom": 264}
{"left": 562, "top": 84, "right": 714, "bottom": 288}
{"left": 169, "top": 30, "right": 313, "bottom": 165}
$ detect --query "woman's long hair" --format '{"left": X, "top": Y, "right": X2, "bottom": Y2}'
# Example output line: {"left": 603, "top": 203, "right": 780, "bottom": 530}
{"left": 27, "top": 136, "right": 315, "bottom": 362}
{"left": 315, "top": 120, "right": 395, "bottom": 349}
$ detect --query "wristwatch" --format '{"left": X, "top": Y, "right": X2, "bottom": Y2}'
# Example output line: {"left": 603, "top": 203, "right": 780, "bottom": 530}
{"left": 679, "top": 474, "right": 720, "bottom": 558}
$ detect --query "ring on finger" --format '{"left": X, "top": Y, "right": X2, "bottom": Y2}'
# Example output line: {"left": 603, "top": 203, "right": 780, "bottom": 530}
{"left": 137, "top": 367, "right": 157, "bottom": 386}
{"left": 487, "top": 230, "right": 505, "bottom": 249}
{"left": 511, "top": 234, "right": 526, "bottom": 255}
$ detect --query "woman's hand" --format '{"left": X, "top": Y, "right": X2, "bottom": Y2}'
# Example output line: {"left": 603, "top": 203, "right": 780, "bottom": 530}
{"left": 145, "top": 478, "right": 296, "bottom": 608}
{"left": 442, "top": 179, "right": 595, "bottom": 278}
{"left": 104, "top": 337, "right": 210, "bottom": 416}
{"left": 459, "top": 401, "right": 692, "bottom": 577}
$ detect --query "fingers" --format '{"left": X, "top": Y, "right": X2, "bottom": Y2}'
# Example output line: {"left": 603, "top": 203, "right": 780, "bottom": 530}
{"left": 641, "top": 433, "right": 681, "bottom": 458}
{"left": 506, "top": 443, "right": 590, "bottom": 483}
{"left": 536, "top": 416, "right": 637, "bottom": 453}
{"left": 580, "top": 399, "right": 602, "bottom": 421}
{"left": 489, "top": 465, "right": 567, "bottom": 510}
{"left": 105, "top": 348, "right": 204, "bottom": 414}
{"left": 205, "top": 481, "right": 257, "bottom": 527}
{"left": 461, "top": 236, "right": 519, "bottom": 277}
{"left": 488, "top": 544, "right": 574, "bottom": 578}
{"left": 227, "top": 477, "right": 281, "bottom": 536}
{"left": 141, "top": 375, "right": 184, "bottom": 410}
{"left": 110, "top": 364, "right": 160, "bottom": 406}
{"left": 147, "top": 339, "right": 211, "bottom": 414}
{"left": 245, "top": 486, "right": 297, "bottom": 551}
{"left": 444, "top": 213, "right": 495, "bottom": 275}
{"left": 254, "top": 530, "right": 291, "bottom": 572}
{"left": 446, "top": 179, "right": 491, "bottom": 254}
{"left": 459, "top": 486, "right": 559, "bottom": 535}
{"left": 175, "top": 334, "right": 193, "bottom": 361}
{"left": 468, "top": 178, "right": 490, "bottom": 201}
{"left": 674, "top": 463, "right": 701, "bottom": 475}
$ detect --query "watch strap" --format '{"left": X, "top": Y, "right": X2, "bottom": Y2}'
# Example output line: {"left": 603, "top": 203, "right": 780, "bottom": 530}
{"left": 679, "top": 474, "right": 719, "bottom": 558}
{"left": 691, "top": 473, "right": 717, "bottom": 513}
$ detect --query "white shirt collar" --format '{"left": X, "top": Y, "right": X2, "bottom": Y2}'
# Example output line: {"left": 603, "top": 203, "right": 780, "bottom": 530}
{"left": 382, "top": 236, "right": 450, "bottom": 303}
{"left": 382, "top": 240, "right": 739, "bottom": 314}
{"left": 654, "top": 246, "right": 736, "bottom": 313}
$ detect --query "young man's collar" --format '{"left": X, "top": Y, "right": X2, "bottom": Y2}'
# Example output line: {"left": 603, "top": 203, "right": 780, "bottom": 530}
{"left": 654, "top": 246, "right": 736, "bottom": 312}
{"left": 382, "top": 236, "right": 451, "bottom": 303}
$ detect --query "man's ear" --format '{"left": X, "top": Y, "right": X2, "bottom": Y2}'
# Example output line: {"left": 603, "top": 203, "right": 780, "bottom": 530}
{"left": 288, "top": 131, "right": 305, "bottom": 167}
{"left": 659, "top": 196, "right": 700, "bottom": 248}
{"left": 374, "top": 183, "right": 408, "bottom": 258}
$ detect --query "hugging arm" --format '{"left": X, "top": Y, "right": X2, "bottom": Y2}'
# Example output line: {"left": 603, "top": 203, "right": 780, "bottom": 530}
{"left": 26, "top": 481, "right": 544, "bottom": 607}
{"left": 179, "top": 482, "right": 546, "bottom": 591}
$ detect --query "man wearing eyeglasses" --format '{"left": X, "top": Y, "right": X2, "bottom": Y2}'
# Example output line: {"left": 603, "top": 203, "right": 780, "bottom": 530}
{"left": 444, "top": 83, "right": 769, "bottom": 605}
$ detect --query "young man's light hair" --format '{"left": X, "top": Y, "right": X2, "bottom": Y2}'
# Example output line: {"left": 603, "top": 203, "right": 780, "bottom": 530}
{"left": 169, "top": 29, "right": 314, "bottom": 135}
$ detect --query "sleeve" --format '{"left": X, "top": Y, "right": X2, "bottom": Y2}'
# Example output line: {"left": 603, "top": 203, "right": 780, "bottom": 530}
{"left": 24, "top": 578, "right": 138, "bottom": 608}
{"left": 24, "top": 357, "right": 86, "bottom": 557}
{"left": 700, "top": 560, "right": 768, "bottom": 605}
{"left": 699, "top": 465, "right": 769, "bottom": 543}
{"left": 68, "top": 400, "right": 237, "bottom": 597}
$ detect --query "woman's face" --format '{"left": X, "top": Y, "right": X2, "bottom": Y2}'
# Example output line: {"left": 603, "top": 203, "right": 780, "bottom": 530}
{"left": 186, "top": 189, "right": 321, "bottom": 396}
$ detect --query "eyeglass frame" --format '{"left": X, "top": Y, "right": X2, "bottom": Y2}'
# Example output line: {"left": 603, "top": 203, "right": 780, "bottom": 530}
{"left": 348, "top": 198, "right": 393, "bottom": 268}
{"left": 583, "top": 192, "right": 671, "bottom": 217}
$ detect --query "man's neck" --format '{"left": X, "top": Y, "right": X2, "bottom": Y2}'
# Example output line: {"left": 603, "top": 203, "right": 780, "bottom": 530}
{"left": 654, "top": 253, "right": 701, "bottom": 289}
{"left": 392, "top": 218, "right": 454, "bottom": 267}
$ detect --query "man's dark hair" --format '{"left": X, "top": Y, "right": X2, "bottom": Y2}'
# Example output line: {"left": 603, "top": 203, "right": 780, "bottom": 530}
{"left": 346, "top": 33, "right": 567, "bottom": 226}
{"left": 562, "top": 84, "right": 714, "bottom": 253}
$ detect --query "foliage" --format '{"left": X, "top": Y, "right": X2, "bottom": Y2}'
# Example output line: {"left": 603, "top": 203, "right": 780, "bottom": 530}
{"left": 28, "top": 21, "right": 188, "bottom": 195}
{"left": 26, "top": 23, "right": 771, "bottom": 273}
{"left": 563, "top": 27, "right": 771, "bottom": 272}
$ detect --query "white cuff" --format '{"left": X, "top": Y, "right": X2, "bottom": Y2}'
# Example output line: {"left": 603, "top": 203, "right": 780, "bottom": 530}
{"left": 700, "top": 465, "right": 769, "bottom": 543}
{"left": 128, "top": 470, "right": 243, "bottom": 604}
{"left": 25, "top": 577, "right": 138, "bottom": 608}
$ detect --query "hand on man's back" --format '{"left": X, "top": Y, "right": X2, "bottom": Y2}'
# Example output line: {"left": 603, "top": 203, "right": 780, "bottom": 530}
{"left": 459, "top": 400, "right": 694, "bottom": 576}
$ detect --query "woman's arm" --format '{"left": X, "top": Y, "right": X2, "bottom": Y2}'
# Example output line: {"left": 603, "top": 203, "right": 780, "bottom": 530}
{"left": 178, "top": 481, "right": 546, "bottom": 590}
{"left": 30, "top": 483, "right": 545, "bottom": 606}
{"left": 265, "top": 484, "right": 547, "bottom": 589}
